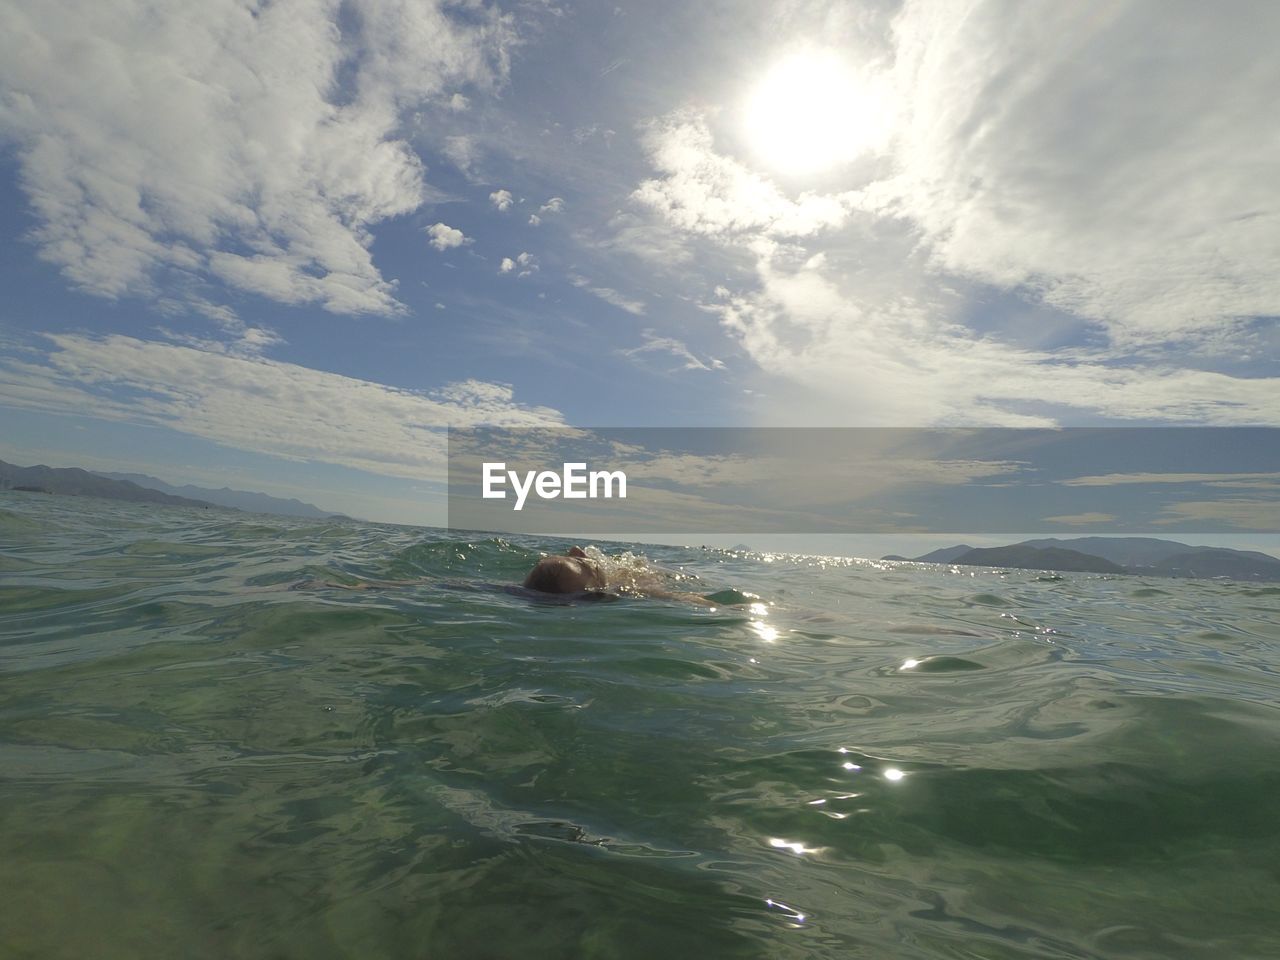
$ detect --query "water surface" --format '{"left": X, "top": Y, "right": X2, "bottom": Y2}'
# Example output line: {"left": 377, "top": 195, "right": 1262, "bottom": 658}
{"left": 2, "top": 493, "right": 1278, "bottom": 958}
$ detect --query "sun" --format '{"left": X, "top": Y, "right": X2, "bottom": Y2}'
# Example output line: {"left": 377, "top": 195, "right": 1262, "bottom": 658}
{"left": 744, "top": 51, "right": 891, "bottom": 176}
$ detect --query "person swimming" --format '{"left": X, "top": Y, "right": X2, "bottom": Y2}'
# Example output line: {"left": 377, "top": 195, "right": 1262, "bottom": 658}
{"left": 298, "top": 544, "right": 743, "bottom": 606}
{"left": 520, "top": 545, "right": 732, "bottom": 605}
{"left": 521, "top": 546, "right": 607, "bottom": 594}
{"left": 296, "top": 546, "right": 613, "bottom": 597}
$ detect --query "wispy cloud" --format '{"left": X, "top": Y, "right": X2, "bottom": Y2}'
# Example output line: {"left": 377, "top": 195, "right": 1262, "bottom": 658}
{"left": 700, "top": 253, "right": 1280, "bottom": 425}
{"left": 568, "top": 275, "right": 645, "bottom": 315}
{"left": 1153, "top": 500, "right": 1280, "bottom": 530}
{"left": 1043, "top": 512, "right": 1117, "bottom": 525}
{"left": 879, "top": 0, "right": 1280, "bottom": 344}
{"left": 619, "top": 330, "right": 724, "bottom": 372}
{"left": 442, "top": 135, "right": 480, "bottom": 177}
{"left": 615, "top": 452, "right": 1022, "bottom": 490}
{"left": 1059, "top": 472, "right": 1280, "bottom": 487}
{"left": 0, "top": 334, "right": 564, "bottom": 479}
{"left": 627, "top": 1, "right": 1280, "bottom": 426}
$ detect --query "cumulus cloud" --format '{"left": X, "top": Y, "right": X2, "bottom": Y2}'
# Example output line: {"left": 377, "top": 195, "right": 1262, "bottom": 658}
{"left": 499, "top": 252, "right": 537, "bottom": 276}
{"left": 426, "top": 222, "right": 471, "bottom": 252}
{"left": 0, "top": 0, "right": 515, "bottom": 316}
{"left": 539, "top": 197, "right": 566, "bottom": 214}
{"left": 528, "top": 214, "right": 542, "bottom": 226}
{"left": 490, "top": 189, "right": 515, "bottom": 211}
{"left": 0, "top": 334, "right": 563, "bottom": 478}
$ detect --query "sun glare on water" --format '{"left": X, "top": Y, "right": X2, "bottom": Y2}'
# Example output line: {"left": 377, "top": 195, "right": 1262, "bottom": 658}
{"left": 744, "top": 51, "right": 891, "bottom": 176}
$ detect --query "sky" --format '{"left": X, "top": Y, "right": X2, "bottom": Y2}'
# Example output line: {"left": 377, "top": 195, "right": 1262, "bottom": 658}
{"left": 1, "top": 0, "right": 1278, "bottom": 546}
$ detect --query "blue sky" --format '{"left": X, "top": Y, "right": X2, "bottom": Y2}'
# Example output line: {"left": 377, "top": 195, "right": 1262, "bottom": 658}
{"left": 1, "top": 0, "right": 1278, "bottom": 537}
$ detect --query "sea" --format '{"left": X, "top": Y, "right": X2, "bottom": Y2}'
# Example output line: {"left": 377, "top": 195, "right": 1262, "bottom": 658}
{"left": 2, "top": 492, "right": 1279, "bottom": 960}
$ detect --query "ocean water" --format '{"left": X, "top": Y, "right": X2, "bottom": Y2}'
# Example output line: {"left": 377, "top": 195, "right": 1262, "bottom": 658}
{"left": 2, "top": 493, "right": 1279, "bottom": 960}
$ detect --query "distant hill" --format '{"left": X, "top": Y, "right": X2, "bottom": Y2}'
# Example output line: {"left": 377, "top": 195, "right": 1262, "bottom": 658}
{"left": 0, "top": 460, "right": 216, "bottom": 510}
{"left": 1147, "top": 548, "right": 1280, "bottom": 581}
{"left": 1019, "top": 536, "right": 1280, "bottom": 571}
{"left": 914, "top": 544, "right": 975, "bottom": 564}
{"left": 950, "top": 545, "right": 1125, "bottom": 574}
{"left": 900, "top": 536, "right": 1280, "bottom": 582}
{"left": 100, "top": 472, "right": 332, "bottom": 519}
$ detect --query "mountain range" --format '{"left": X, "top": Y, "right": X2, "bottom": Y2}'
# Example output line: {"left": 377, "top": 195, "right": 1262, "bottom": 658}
{"left": 1, "top": 460, "right": 336, "bottom": 519}
{"left": 888, "top": 536, "right": 1280, "bottom": 582}
{"left": 0, "top": 460, "right": 216, "bottom": 509}
{"left": 6, "top": 459, "right": 1274, "bottom": 580}
{"left": 99, "top": 472, "right": 334, "bottom": 519}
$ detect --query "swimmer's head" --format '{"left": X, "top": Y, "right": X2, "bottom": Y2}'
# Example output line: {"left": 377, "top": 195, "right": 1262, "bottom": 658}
{"left": 522, "top": 548, "right": 606, "bottom": 594}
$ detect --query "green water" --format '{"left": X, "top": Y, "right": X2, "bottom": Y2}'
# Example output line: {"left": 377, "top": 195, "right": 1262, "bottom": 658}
{"left": 2, "top": 493, "right": 1279, "bottom": 959}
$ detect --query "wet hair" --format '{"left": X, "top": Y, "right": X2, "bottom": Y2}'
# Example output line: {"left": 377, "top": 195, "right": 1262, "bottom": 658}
{"left": 522, "top": 556, "right": 605, "bottom": 594}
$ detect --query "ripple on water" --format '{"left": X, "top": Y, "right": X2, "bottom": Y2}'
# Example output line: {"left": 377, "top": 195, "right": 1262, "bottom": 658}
{"left": 1, "top": 494, "right": 1279, "bottom": 958}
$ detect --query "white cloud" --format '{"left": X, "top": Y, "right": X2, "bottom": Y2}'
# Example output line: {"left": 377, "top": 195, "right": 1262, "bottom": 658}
{"left": 539, "top": 197, "right": 566, "bottom": 214}
{"left": 573, "top": 124, "right": 617, "bottom": 145}
{"left": 633, "top": 113, "right": 857, "bottom": 238}
{"left": 448, "top": 93, "right": 471, "bottom": 112}
{"left": 0, "top": 334, "right": 563, "bottom": 479}
{"left": 442, "top": 135, "right": 480, "bottom": 177}
{"left": 499, "top": 252, "right": 537, "bottom": 276}
{"left": 600, "top": 212, "right": 694, "bottom": 267}
{"left": 426, "top": 222, "right": 471, "bottom": 252}
{"left": 156, "top": 321, "right": 286, "bottom": 360}
{"left": 615, "top": 452, "right": 1021, "bottom": 491}
{"left": 620, "top": 329, "right": 724, "bottom": 372}
{"left": 568, "top": 274, "right": 646, "bottom": 315}
{"left": 1153, "top": 500, "right": 1280, "bottom": 529}
{"left": 528, "top": 214, "right": 542, "bottom": 226}
{"left": 875, "top": 0, "right": 1280, "bottom": 342}
{"left": 490, "top": 189, "right": 515, "bottom": 211}
{"left": 631, "top": 2, "right": 1280, "bottom": 425}
{"left": 701, "top": 249, "right": 1280, "bottom": 425}
{"left": 0, "top": 0, "right": 515, "bottom": 316}
{"left": 1058, "top": 472, "right": 1280, "bottom": 488}
{"left": 1042, "top": 512, "right": 1117, "bottom": 525}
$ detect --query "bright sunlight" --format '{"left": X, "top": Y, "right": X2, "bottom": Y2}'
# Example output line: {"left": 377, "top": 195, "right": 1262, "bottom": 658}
{"left": 744, "top": 50, "right": 891, "bottom": 175}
